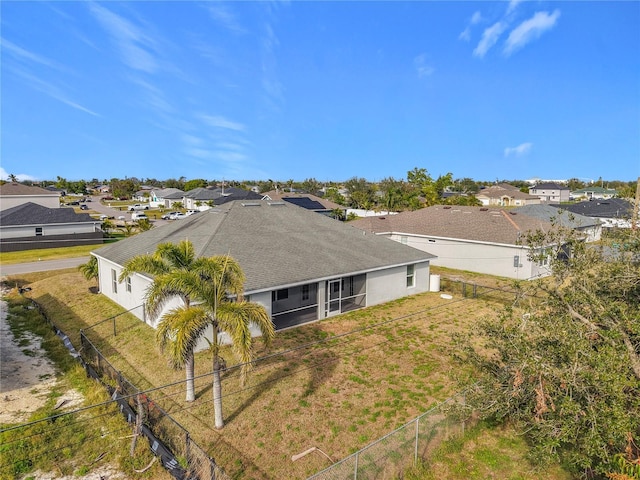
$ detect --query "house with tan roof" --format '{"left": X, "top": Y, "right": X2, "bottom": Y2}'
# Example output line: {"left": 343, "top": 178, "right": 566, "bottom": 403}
{"left": 0, "top": 183, "right": 61, "bottom": 211}
{"left": 476, "top": 183, "right": 541, "bottom": 207}
{"left": 350, "top": 205, "right": 555, "bottom": 280}
{"left": 92, "top": 200, "right": 436, "bottom": 346}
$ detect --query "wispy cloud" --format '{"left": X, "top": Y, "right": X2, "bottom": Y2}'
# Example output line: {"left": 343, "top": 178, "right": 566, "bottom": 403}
{"left": 459, "top": 11, "right": 483, "bottom": 41}
{"left": 504, "top": 10, "right": 561, "bottom": 56}
{"left": 504, "top": 142, "right": 533, "bottom": 157}
{"left": 1, "top": 38, "right": 60, "bottom": 69}
{"left": 473, "top": 21, "right": 507, "bottom": 58}
{"left": 12, "top": 67, "right": 100, "bottom": 116}
{"left": 206, "top": 2, "right": 246, "bottom": 35}
{"left": 199, "top": 114, "right": 246, "bottom": 132}
{"left": 88, "top": 3, "right": 157, "bottom": 73}
{"left": 413, "top": 54, "right": 435, "bottom": 78}
{"left": 0, "top": 167, "right": 38, "bottom": 182}
{"left": 506, "top": 0, "right": 523, "bottom": 16}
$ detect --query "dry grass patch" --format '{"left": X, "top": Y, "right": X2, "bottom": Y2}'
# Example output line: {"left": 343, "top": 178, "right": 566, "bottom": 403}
{"left": 18, "top": 269, "right": 515, "bottom": 479}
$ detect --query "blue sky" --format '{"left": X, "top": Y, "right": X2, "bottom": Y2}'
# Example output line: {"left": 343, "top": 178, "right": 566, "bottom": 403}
{"left": 2, "top": 1, "right": 639, "bottom": 184}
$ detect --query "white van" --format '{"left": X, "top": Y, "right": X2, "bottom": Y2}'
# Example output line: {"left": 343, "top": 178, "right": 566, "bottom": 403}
{"left": 131, "top": 212, "right": 148, "bottom": 221}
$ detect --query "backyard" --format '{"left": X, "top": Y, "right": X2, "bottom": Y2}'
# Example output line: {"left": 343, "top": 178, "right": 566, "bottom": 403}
{"left": 3, "top": 266, "right": 570, "bottom": 479}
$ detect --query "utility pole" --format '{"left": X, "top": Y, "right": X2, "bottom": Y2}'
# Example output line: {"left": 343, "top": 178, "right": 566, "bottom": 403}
{"left": 633, "top": 176, "right": 640, "bottom": 231}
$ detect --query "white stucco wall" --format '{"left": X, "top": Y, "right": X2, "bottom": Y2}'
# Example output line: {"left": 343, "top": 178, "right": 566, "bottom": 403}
{"left": 366, "top": 262, "right": 431, "bottom": 306}
{"left": 388, "top": 233, "right": 546, "bottom": 280}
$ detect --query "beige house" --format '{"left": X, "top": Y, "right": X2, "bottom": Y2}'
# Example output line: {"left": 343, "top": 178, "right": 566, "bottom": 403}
{"left": 528, "top": 182, "right": 570, "bottom": 203}
{"left": 351, "top": 205, "right": 556, "bottom": 280}
{"left": 0, "top": 183, "right": 61, "bottom": 211}
{"left": 476, "top": 183, "right": 541, "bottom": 207}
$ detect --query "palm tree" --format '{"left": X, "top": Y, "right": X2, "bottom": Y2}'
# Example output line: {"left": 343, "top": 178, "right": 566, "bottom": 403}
{"left": 159, "top": 254, "right": 275, "bottom": 429}
{"left": 78, "top": 256, "right": 99, "bottom": 291}
{"left": 119, "top": 240, "right": 209, "bottom": 402}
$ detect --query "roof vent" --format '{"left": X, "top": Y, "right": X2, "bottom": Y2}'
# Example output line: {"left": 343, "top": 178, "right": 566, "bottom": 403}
{"left": 241, "top": 202, "right": 262, "bottom": 207}
{"left": 379, "top": 217, "right": 386, "bottom": 220}
{"left": 443, "top": 206, "right": 452, "bottom": 209}
{"left": 480, "top": 208, "right": 488, "bottom": 211}
{"left": 509, "top": 212, "right": 517, "bottom": 215}
{"left": 268, "top": 201, "right": 286, "bottom": 206}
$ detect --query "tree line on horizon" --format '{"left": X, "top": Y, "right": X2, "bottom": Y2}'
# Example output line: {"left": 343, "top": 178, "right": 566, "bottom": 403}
{"left": 4, "top": 170, "right": 637, "bottom": 214}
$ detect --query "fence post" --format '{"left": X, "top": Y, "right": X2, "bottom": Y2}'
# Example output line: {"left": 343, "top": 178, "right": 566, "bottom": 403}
{"left": 113, "top": 316, "right": 117, "bottom": 336}
{"left": 414, "top": 417, "right": 419, "bottom": 465}
{"left": 353, "top": 451, "right": 358, "bottom": 479}
{"left": 462, "top": 282, "right": 467, "bottom": 297}
{"left": 473, "top": 283, "right": 477, "bottom": 298}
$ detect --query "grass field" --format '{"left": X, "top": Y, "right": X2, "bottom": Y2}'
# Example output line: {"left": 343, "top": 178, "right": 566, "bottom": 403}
{"left": 3, "top": 266, "right": 571, "bottom": 480}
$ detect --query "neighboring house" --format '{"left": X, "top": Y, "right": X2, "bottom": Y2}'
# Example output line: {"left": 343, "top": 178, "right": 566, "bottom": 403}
{"left": 149, "top": 188, "right": 184, "bottom": 208}
{"left": 92, "top": 200, "right": 436, "bottom": 348}
{"left": 514, "top": 204, "right": 602, "bottom": 242}
{"left": 350, "top": 205, "right": 556, "bottom": 280}
{"left": 261, "top": 190, "right": 346, "bottom": 217}
{"left": 570, "top": 187, "right": 617, "bottom": 201}
{"left": 133, "top": 186, "right": 154, "bottom": 202}
{"left": 180, "top": 186, "right": 262, "bottom": 210}
{"left": 0, "top": 202, "right": 103, "bottom": 252}
{"left": 0, "top": 183, "right": 61, "bottom": 211}
{"left": 476, "top": 183, "right": 541, "bottom": 207}
{"left": 528, "top": 182, "right": 570, "bottom": 204}
{"left": 556, "top": 198, "right": 633, "bottom": 229}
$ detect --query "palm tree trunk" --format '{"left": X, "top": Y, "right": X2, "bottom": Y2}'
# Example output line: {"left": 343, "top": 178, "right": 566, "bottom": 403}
{"left": 185, "top": 350, "right": 195, "bottom": 402}
{"left": 212, "top": 325, "right": 224, "bottom": 429}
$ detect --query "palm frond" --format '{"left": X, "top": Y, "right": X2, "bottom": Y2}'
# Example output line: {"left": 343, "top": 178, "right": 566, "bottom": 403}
{"left": 155, "top": 305, "right": 209, "bottom": 369}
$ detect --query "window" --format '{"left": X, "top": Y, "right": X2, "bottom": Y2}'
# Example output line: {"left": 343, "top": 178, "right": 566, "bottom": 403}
{"left": 125, "top": 276, "right": 132, "bottom": 293}
{"left": 406, "top": 264, "right": 415, "bottom": 288}
{"left": 276, "top": 289, "right": 288, "bottom": 301}
{"left": 111, "top": 269, "right": 118, "bottom": 293}
{"left": 302, "top": 285, "right": 309, "bottom": 301}
{"left": 35, "top": 227, "right": 43, "bottom": 236}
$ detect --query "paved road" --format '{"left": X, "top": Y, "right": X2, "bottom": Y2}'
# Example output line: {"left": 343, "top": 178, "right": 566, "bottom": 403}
{"left": 0, "top": 257, "right": 90, "bottom": 276}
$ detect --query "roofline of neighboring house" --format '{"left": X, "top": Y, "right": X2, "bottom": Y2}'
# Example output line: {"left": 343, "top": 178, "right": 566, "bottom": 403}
{"left": 375, "top": 230, "right": 536, "bottom": 249}
{"left": 3, "top": 220, "right": 102, "bottom": 227}
{"left": 92, "top": 253, "right": 432, "bottom": 297}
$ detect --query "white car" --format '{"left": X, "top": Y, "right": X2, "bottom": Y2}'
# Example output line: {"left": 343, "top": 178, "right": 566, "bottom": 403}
{"left": 185, "top": 210, "right": 198, "bottom": 216}
{"left": 131, "top": 212, "right": 148, "bottom": 221}
{"left": 127, "top": 204, "right": 149, "bottom": 211}
{"left": 173, "top": 213, "right": 187, "bottom": 220}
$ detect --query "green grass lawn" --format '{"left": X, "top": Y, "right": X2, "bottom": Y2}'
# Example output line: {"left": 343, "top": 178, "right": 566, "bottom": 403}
{"left": 1, "top": 266, "right": 573, "bottom": 480}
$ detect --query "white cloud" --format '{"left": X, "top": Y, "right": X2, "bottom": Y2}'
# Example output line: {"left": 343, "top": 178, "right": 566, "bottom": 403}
{"left": 1, "top": 38, "right": 57, "bottom": 69}
{"left": 506, "top": 0, "right": 523, "bottom": 15}
{"left": 0, "top": 167, "right": 38, "bottom": 182}
{"left": 414, "top": 54, "right": 435, "bottom": 78}
{"left": 473, "top": 21, "right": 507, "bottom": 58}
{"left": 504, "top": 142, "right": 533, "bottom": 157}
{"left": 504, "top": 10, "right": 561, "bottom": 56}
{"left": 459, "top": 11, "right": 483, "bottom": 42}
{"left": 206, "top": 3, "right": 246, "bottom": 35}
{"left": 89, "top": 3, "right": 157, "bottom": 73}
{"left": 199, "top": 114, "right": 246, "bottom": 132}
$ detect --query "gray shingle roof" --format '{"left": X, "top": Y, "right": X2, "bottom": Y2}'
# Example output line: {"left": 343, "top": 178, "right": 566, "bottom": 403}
{"left": 513, "top": 204, "right": 600, "bottom": 228}
{"left": 350, "top": 205, "right": 555, "bottom": 245}
{"left": 555, "top": 198, "right": 632, "bottom": 218}
{"left": 93, "top": 200, "right": 434, "bottom": 293}
{"left": 0, "top": 202, "right": 99, "bottom": 226}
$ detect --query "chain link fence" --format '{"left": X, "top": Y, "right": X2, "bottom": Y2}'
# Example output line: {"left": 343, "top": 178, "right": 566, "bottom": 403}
{"left": 307, "top": 391, "right": 474, "bottom": 480}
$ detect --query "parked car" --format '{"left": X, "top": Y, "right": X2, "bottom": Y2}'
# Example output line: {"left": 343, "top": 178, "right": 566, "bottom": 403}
{"left": 99, "top": 214, "right": 109, "bottom": 220}
{"left": 80, "top": 204, "right": 89, "bottom": 210}
{"left": 131, "top": 212, "right": 149, "bottom": 221}
{"left": 161, "top": 211, "right": 179, "bottom": 220}
{"left": 185, "top": 210, "right": 198, "bottom": 216}
{"left": 127, "top": 204, "right": 149, "bottom": 211}
{"left": 172, "top": 213, "right": 187, "bottom": 220}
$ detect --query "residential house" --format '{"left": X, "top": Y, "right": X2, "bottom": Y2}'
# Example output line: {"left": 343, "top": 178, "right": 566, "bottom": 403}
{"left": 261, "top": 190, "right": 346, "bottom": 217}
{"left": 0, "top": 183, "right": 61, "bottom": 211}
{"left": 0, "top": 202, "right": 103, "bottom": 252}
{"left": 92, "top": 200, "right": 435, "bottom": 348}
{"left": 528, "top": 182, "right": 570, "bottom": 203}
{"left": 148, "top": 188, "right": 184, "bottom": 208}
{"left": 556, "top": 198, "right": 633, "bottom": 229}
{"left": 570, "top": 186, "right": 617, "bottom": 201}
{"left": 476, "top": 183, "right": 541, "bottom": 207}
{"left": 350, "top": 205, "right": 556, "bottom": 280}
{"left": 514, "top": 204, "right": 602, "bottom": 242}
{"left": 180, "top": 186, "right": 262, "bottom": 210}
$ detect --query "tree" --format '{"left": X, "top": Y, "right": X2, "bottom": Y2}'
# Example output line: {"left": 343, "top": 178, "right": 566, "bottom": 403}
{"left": 184, "top": 179, "right": 207, "bottom": 191}
{"left": 457, "top": 224, "right": 640, "bottom": 477}
{"left": 119, "top": 241, "right": 210, "bottom": 402}
{"left": 78, "top": 256, "right": 99, "bottom": 291}
{"left": 196, "top": 255, "right": 275, "bottom": 429}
